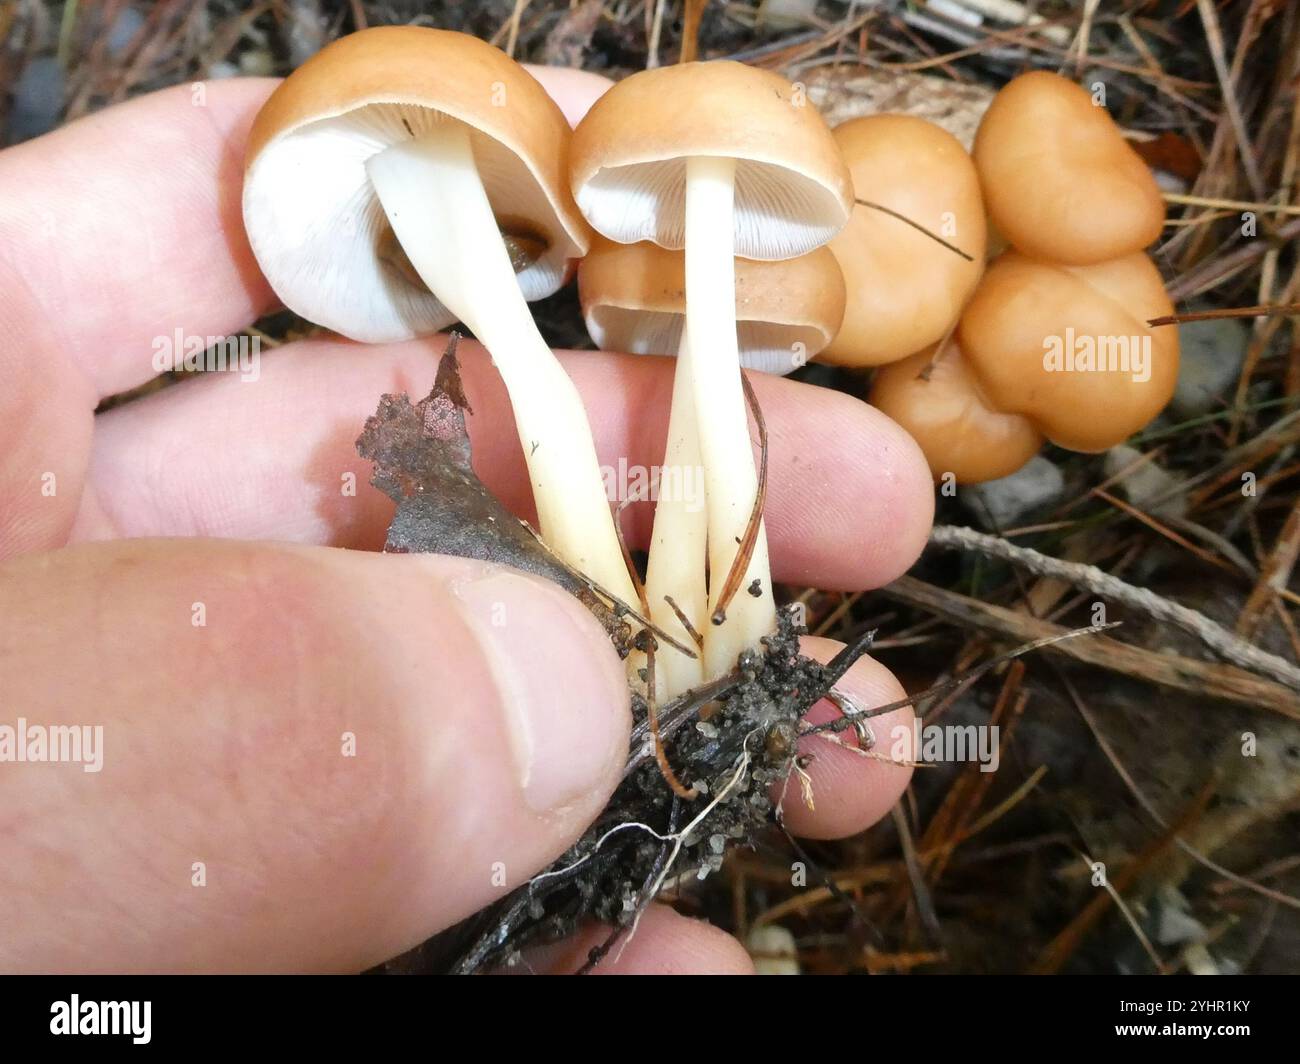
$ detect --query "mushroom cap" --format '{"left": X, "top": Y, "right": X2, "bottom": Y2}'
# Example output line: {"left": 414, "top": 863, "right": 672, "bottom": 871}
{"left": 577, "top": 237, "right": 845, "bottom": 373}
{"left": 243, "top": 26, "right": 591, "bottom": 343}
{"left": 957, "top": 250, "right": 1179, "bottom": 452}
{"left": 569, "top": 61, "right": 852, "bottom": 259}
{"left": 870, "top": 341, "right": 1043, "bottom": 484}
{"left": 820, "top": 114, "right": 986, "bottom": 367}
{"left": 973, "top": 71, "right": 1164, "bottom": 266}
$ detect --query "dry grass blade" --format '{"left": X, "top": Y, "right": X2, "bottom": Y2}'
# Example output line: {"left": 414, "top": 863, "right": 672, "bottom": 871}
{"left": 664, "top": 593, "right": 705, "bottom": 652}
{"left": 709, "top": 370, "right": 770, "bottom": 626}
{"left": 680, "top": 0, "right": 707, "bottom": 63}
{"left": 914, "top": 666, "right": 1028, "bottom": 890}
{"left": 1029, "top": 777, "right": 1216, "bottom": 975}
{"left": 1195, "top": 0, "right": 1266, "bottom": 200}
{"left": 517, "top": 519, "right": 697, "bottom": 659}
{"left": 644, "top": 644, "right": 699, "bottom": 800}
{"left": 928, "top": 525, "right": 1300, "bottom": 690}
{"left": 854, "top": 198, "right": 975, "bottom": 261}
{"left": 884, "top": 575, "right": 1300, "bottom": 717}
{"left": 1167, "top": 216, "right": 1300, "bottom": 301}
{"left": 1147, "top": 301, "right": 1300, "bottom": 326}
{"left": 805, "top": 620, "right": 1115, "bottom": 735}
{"left": 1237, "top": 496, "right": 1300, "bottom": 639}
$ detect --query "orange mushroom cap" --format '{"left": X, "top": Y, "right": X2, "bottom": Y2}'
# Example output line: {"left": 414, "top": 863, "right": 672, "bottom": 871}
{"left": 243, "top": 26, "right": 590, "bottom": 342}
{"left": 821, "top": 114, "right": 986, "bottom": 367}
{"left": 569, "top": 61, "right": 852, "bottom": 259}
{"left": 957, "top": 250, "right": 1179, "bottom": 452}
{"left": 972, "top": 71, "right": 1165, "bottom": 266}
{"left": 578, "top": 237, "right": 845, "bottom": 372}
{"left": 870, "top": 341, "right": 1043, "bottom": 484}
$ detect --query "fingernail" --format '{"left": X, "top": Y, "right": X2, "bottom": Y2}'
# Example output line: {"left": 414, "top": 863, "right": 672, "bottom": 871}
{"left": 450, "top": 568, "right": 630, "bottom": 812}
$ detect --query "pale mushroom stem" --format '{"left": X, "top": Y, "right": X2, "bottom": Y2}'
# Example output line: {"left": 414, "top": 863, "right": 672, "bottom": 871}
{"left": 366, "top": 120, "right": 638, "bottom": 607}
{"left": 643, "top": 333, "right": 707, "bottom": 697}
{"left": 683, "top": 155, "right": 778, "bottom": 678}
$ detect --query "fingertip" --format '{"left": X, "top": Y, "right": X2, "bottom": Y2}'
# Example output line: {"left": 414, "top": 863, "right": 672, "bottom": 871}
{"left": 0, "top": 77, "right": 281, "bottom": 398}
{"left": 436, "top": 558, "right": 632, "bottom": 815}
{"left": 859, "top": 400, "right": 937, "bottom": 580}
{"left": 513, "top": 904, "right": 755, "bottom": 975}
{"left": 755, "top": 379, "right": 935, "bottom": 592}
{"left": 774, "top": 636, "right": 915, "bottom": 840}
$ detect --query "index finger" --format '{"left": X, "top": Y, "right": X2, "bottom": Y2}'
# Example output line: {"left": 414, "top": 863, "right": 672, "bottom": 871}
{"left": 0, "top": 77, "right": 276, "bottom": 400}
{"left": 0, "top": 67, "right": 612, "bottom": 401}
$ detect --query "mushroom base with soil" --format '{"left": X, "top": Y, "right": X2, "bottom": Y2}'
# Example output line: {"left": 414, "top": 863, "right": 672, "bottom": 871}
{"left": 405, "top": 607, "right": 877, "bottom": 975}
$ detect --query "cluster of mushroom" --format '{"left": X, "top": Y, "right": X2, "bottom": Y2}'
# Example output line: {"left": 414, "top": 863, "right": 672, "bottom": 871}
{"left": 821, "top": 71, "right": 1179, "bottom": 485}
{"left": 570, "top": 62, "right": 853, "bottom": 695}
{"left": 242, "top": 27, "right": 855, "bottom": 701}
{"left": 241, "top": 29, "right": 1181, "bottom": 706}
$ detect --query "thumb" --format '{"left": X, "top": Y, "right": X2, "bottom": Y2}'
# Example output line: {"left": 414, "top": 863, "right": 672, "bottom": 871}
{"left": 0, "top": 539, "right": 630, "bottom": 972}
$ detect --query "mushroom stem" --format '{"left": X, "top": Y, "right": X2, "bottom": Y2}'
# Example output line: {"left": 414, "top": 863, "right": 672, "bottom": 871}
{"left": 366, "top": 120, "right": 637, "bottom": 605}
{"left": 643, "top": 334, "right": 707, "bottom": 697}
{"left": 683, "top": 155, "right": 777, "bottom": 677}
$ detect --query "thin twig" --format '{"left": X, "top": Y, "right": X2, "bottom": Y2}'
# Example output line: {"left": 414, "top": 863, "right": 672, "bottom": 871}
{"left": 884, "top": 574, "right": 1300, "bottom": 717}
{"left": 645, "top": 642, "right": 699, "bottom": 800}
{"left": 855, "top": 198, "right": 974, "bottom": 261}
{"left": 710, "top": 371, "right": 770, "bottom": 625}
{"left": 664, "top": 594, "right": 705, "bottom": 652}
{"left": 1147, "top": 301, "right": 1300, "bottom": 327}
{"left": 805, "top": 621, "right": 1114, "bottom": 734}
{"left": 680, "top": 0, "right": 707, "bottom": 63}
{"left": 1237, "top": 497, "right": 1300, "bottom": 639}
{"left": 927, "top": 524, "right": 1300, "bottom": 691}
{"left": 1195, "top": 0, "right": 1267, "bottom": 200}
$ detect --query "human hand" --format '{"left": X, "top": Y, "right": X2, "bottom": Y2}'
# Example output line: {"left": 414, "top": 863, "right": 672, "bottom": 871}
{"left": 0, "top": 68, "right": 934, "bottom": 973}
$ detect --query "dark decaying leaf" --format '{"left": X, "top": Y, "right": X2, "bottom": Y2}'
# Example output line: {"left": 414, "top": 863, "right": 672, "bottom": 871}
{"left": 355, "top": 336, "right": 633, "bottom": 653}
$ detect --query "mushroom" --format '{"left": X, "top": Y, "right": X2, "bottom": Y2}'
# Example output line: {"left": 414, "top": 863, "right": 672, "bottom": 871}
{"left": 580, "top": 238, "right": 846, "bottom": 374}
{"left": 957, "top": 250, "right": 1179, "bottom": 452}
{"left": 973, "top": 71, "right": 1165, "bottom": 266}
{"left": 578, "top": 237, "right": 845, "bottom": 695}
{"left": 820, "top": 114, "right": 986, "bottom": 368}
{"left": 570, "top": 61, "right": 852, "bottom": 678}
{"left": 242, "top": 26, "right": 636, "bottom": 603}
{"left": 870, "top": 340, "right": 1043, "bottom": 484}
